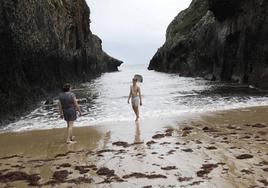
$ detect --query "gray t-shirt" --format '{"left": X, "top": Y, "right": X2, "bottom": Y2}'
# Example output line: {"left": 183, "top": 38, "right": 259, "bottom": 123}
{"left": 59, "top": 92, "right": 76, "bottom": 110}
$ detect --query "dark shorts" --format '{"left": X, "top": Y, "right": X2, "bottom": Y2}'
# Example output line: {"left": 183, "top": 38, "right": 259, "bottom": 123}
{"left": 63, "top": 108, "right": 77, "bottom": 121}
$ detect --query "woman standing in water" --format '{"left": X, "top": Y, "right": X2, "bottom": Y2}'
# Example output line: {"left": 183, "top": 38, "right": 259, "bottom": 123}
{"left": 128, "top": 78, "right": 142, "bottom": 121}
{"left": 59, "top": 83, "right": 82, "bottom": 144}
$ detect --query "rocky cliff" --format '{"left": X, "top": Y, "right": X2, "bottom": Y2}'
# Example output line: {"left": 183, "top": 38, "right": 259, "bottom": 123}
{"left": 0, "top": 0, "right": 122, "bottom": 122}
{"left": 148, "top": 0, "right": 268, "bottom": 88}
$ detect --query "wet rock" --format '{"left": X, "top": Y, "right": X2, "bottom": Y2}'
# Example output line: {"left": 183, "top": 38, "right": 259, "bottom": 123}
{"left": 258, "top": 131, "right": 266, "bottom": 136}
{"left": 236, "top": 154, "right": 253, "bottom": 159}
{"left": 165, "top": 128, "right": 175, "bottom": 136}
{"left": 75, "top": 166, "right": 94, "bottom": 174}
{"left": 11, "top": 165, "right": 25, "bottom": 169}
{"left": 67, "top": 177, "right": 92, "bottom": 184}
{"left": 98, "top": 176, "right": 125, "bottom": 184}
{"left": 146, "top": 140, "right": 157, "bottom": 146}
{"left": 165, "top": 132, "right": 172, "bottom": 137}
{"left": 147, "top": 174, "right": 167, "bottom": 179}
{"left": 43, "top": 180, "right": 58, "bottom": 186}
{"left": 160, "top": 142, "right": 171, "bottom": 145}
{"left": 96, "top": 167, "right": 115, "bottom": 177}
{"left": 182, "top": 148, "right": 193, "bottom": 152}
{"left": 59, "top": 163, "right": 72, "bottom": 168}
{"left": 131, "top": 142, "right": 144, "bottom": 146}
{"left": 205, "top": 146, "right": 217, "bottom": 150}
{"left": 189, "top": 181, "right": 204, "bottom": 186}
{"left": 122, "top": 172, "right": 167, "bottom": 179}
{"left": 97, "top": 149, "right": 116, "bottom": 154}
{"left": 241, "top": 169, "right": 254, "bottom": 174}
{"left": 34, "top": 164, "right": 43, "bottom": 168}
{"left": 152, "top": 134, "right": 165, "bottom": 139}
{"left": 0, "top": 155, "right": 21, "bottom": 160}
{"left": 240, "top": 136, "right": 251, "bottom": 139}
{"left": 258, "top": 161, "right": 268, "bottom": 166}
{"left": 161, "top": 166, "right": 177, "bottom": 170}
{"left": 112, "top": 141, "right": 129, "bottom": 148}
{"left": 164, "top": 128, "right": 175, "bottom": 136}
{"left": 0, "top": 171, "right": 40, "bottom": 186}
{"left": 114, "top": 149, "right": 127, "bottom": 155}
{"left": 77, "top": 98, "right": 88, "bottom": 104}
{"left": 182, "top": 130, "right": 192, "bottom": 137}
{"left": 263, "top": 168, "right": 268, "bottom": 172}
{"left": 54, "top": 153, "right": 68, "bottom": 158}
{"left": 28, "top": 159, "right": 54, "bottom": 163}
{"left": 0, "top": 169, "right": 9, "bottom": 174}
{"left": 178, "top": 176, "right": 193, "bottom": 182}
{"left": 122, "top": 172, "right": 147, "bottom": 179}
{"left": 111, "top": 176, "right": 125, "bottom": 182}
{"left": 196, "top": 164, "right": 218, "bottom": 177}
{"left": 53, "top": 170, "right": 69, "bottom": 182}
{"left": 183, "top": 126, "right": 194, "bottom": 131}
{"left": 167, "top": 150, "right": 176, "bottom": 155}
{"left": 202, "top": 127, "right": 218, "bottom": 132}
{"left": 230, "top": 146, "right": 238, "bottom": 149}
{"left": 44, "top": 99, "right": 53, "bottom": 105}
{"left": 226, "top": 125, "right": 237, "bottom": 130}
{"left": 252, "top": 123, "right": 266, "bottom": 128}
{"left": 229, "top": 132, "right": 237, "bottom": 135}
{"left": 255, "top": 138, "right": 267, "bottom": 142}
{"left": 258, "top": 179, "right": 268, "bottom": 186}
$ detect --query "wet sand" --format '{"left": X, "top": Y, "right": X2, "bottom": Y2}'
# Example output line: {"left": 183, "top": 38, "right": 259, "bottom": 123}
{"left": 0, "top": 107, "right": 267, "bottom": 188}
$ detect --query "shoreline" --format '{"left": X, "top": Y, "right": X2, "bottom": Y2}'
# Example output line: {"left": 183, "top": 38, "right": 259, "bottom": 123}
{"left": 0, "top": 106, "right": 267, "bottom": 187}
{"left": 2, "top": 104, "right": 268, "bottom": 134}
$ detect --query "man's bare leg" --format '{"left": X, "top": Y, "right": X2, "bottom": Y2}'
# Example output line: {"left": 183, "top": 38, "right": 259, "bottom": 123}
{"left": 132, "top": 106, "right": 139, "bottom": 121}
{"left": 136, "top": 106, "right": 140, "bottom": 121}
{"left": 132, "top": 105, "right": 137, "bottom": 121}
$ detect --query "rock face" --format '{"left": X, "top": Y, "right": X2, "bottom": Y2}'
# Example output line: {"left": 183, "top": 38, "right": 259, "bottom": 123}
{"left": 148, "top": 0, "right": 268, "bottom": 88}
{"left": 0, "top": 0, "right": 122, "bottom": 122}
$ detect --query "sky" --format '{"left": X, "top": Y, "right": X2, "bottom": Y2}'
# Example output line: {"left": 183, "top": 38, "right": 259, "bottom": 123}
{"left": 86, "top": 0, "right": 192, "bottom": 65}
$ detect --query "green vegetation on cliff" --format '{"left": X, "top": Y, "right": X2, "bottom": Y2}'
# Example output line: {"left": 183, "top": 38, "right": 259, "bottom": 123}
{"left": 167, "top": 0, "right": 209, "bottom": 38}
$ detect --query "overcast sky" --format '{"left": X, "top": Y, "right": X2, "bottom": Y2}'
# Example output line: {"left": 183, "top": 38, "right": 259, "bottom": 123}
{"left": 86, "top": 0, "right": 192, "bottom": 65}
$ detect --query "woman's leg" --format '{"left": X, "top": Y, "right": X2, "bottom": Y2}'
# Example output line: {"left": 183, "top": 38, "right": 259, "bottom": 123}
{"left": 67, "top": 121, "right": 74, "bottom": 143}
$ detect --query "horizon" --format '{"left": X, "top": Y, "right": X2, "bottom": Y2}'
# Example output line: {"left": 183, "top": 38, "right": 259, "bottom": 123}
{"left": 86, "top": 0, "right": 192, "bottom": 65}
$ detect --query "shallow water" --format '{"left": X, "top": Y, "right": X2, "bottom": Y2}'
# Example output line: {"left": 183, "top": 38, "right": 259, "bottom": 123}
{"left": 4, "top": 64, "right": 268, "bottom": 132}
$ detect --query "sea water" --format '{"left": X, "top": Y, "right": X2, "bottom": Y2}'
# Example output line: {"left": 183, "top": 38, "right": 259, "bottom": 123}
{"left": 4, "top": 64, "right": 268, "bottom": 132}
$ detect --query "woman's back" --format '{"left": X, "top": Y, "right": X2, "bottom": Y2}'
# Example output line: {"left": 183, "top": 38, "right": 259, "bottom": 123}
{"left": 59, "top": 92, "right": 75, "bottom": 109}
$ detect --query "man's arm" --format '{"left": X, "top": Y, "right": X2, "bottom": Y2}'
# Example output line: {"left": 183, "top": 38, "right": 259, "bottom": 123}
{"left": 128, "top": 86, "right": 132, "bottom": 104}
{"left": 139, "top": 86, "right": 142, "bottom": 106}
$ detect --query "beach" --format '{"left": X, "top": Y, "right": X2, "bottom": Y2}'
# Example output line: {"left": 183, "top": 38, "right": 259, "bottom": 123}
{"left": 0, "top": 106, "right": 267, "bottom": 188}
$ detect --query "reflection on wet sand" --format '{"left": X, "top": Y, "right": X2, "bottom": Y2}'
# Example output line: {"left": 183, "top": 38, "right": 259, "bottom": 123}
{"left": 0, "top": 107, "right": 267, "bottom": 187}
